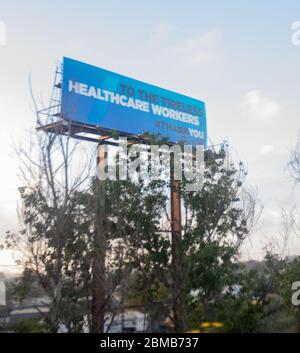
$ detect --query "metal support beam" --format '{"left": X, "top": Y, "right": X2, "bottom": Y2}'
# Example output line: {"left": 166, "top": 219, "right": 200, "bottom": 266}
{"left": 170, "top": 176, "right": 187, "bottom": 332}
{"left": 91, "top": 144, "right": 107, "bottom": 333}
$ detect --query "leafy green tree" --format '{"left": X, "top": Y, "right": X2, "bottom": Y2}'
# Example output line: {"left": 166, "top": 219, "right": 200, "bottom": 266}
{"left": 275, "top": 255, "right": 300, "bottom": 332}
{"left": 108, "top": 144, "right": 259, "bottom": 332}
{"left": 5, "top": 129, "right": 260, "bottom": 333}
{"left": 179, "top": 147, "right": 257, "bottom": 327}
{"left": 3, "top": 131, "right": 126, "bottom": 332}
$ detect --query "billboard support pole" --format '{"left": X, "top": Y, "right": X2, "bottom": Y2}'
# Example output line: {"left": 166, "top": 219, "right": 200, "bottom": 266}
{"left": 170, "top": 167, "right": 187, "bottom": 332}
{"left": 91, "top": 143, "right": 106, "bottom": 333}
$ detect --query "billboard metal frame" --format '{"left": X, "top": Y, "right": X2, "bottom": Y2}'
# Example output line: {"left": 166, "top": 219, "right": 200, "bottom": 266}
{"left": 37, "top": 65, "right": 157, "bottom": 147}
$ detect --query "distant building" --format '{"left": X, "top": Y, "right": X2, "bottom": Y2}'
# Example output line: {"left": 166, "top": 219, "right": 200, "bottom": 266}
{"left": 104, "top": 310, "right": 147, "bottom": 333}
{"left": 1, "top": 304, "right": 49, "bottom": 327}
{"left": 104, "top": 308, "right": 172, "bottom": 333}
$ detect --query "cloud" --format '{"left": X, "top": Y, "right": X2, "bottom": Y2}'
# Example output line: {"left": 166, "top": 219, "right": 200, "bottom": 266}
{"left": 241, "top": 90, "right": 281, "bottom": 122}
{"left": 182, "top": 29, "right": 222, "bottom": 64}
{"left": 149, "top": 25, "right": 222, "bottom": 65}
{"left": 259, "top": 144, "right": 275, "bottom": 155}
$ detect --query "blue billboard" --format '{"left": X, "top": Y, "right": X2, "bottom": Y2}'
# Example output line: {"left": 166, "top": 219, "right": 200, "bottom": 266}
{"left": 62, "top": 57, "right": 207, "bottom": 146}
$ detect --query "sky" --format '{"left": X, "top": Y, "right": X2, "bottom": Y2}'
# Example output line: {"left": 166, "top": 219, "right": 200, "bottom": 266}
{"left": 1, "top": 0, "right": 300, "bottom": 271}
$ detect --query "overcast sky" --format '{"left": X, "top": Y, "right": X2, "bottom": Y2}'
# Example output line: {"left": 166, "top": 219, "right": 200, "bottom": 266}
{"left": 1, "top": 0, "right": 300, "bottom": 271}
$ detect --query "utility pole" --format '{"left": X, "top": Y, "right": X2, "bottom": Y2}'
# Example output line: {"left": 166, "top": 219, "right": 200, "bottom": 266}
{"left": 91, "top": 143, "right": 106, "bottom": 333}
{"left": 170, "top": 175, "right": 187, "bottom": 332}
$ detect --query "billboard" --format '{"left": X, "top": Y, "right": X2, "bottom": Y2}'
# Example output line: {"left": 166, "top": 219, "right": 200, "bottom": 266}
{"left": 62, "top": 57, "right": 207, "bottom": 146}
